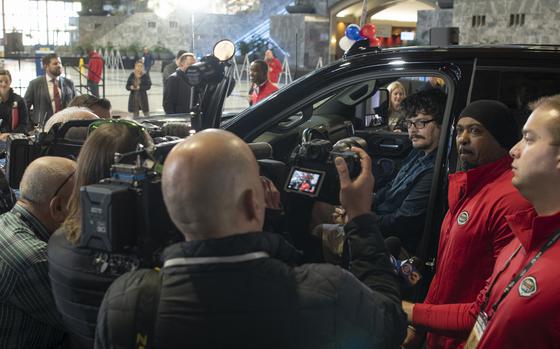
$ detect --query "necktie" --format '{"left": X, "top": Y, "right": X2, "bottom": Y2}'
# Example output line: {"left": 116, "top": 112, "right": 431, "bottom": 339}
{"left": 52, "top": 78, "right": 62, "bottom": 113}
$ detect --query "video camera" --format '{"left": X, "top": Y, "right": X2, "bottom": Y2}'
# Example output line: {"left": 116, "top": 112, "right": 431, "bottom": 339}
{"left": 285, "top": 128, "right": 366, "bottom": 204}
{"left": 3, "top": 119, "right": 95, "bottom": 189}
{"left": 79, "top": 139, "right": 183, "bottom": 268}
{"left": 2, "top": 119, "right": 186, "bottom": 189}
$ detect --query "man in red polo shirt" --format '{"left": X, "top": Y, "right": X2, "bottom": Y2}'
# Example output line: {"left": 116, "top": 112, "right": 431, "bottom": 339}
{"left": 249, "top": 60, "right": 278, "bottom": 106}
{"left": 402, "top": 100, "right": 532, "bottom": 349}
{"left": 403, "top": 95, "right": 560, "bottom": 349}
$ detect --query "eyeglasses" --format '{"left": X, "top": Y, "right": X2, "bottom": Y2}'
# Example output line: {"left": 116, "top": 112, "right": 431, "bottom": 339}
{"left": 405, "top": 119, "right": 436, "bottom": 129}
{"left": 51, "top": 171, "right": 75, "bottom": 199}
{"left": 87, "top": 119, "right": 147, "bottom": 139}
{"left": 20, "top": 171, "right": 75, "bottom": 205}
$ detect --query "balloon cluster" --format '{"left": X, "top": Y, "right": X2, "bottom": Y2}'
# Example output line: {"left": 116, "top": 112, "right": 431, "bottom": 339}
{"left": 339, "top": 23, "right": 382, "bottom": 51}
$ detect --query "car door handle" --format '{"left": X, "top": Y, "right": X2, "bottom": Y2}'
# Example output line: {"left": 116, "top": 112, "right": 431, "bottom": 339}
{"left": 380, "top": 144, "right": 400, "bottom": 149}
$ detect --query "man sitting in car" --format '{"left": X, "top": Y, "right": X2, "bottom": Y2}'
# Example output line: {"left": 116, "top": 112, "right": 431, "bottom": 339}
{"left": 372, "top": 88, "right": 446, "bottom": 254}
{"left": 316, "top": 89, "right": 445, "bottom": 256}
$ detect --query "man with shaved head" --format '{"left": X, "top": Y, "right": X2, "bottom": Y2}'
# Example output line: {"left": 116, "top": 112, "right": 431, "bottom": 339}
{"left": 0, "top": 156, "right": 75, "bottom": 348}
{"left": 44, "top": 106, "right": 99, "bottom": 133}
{"left": 96, "top": 129, "right": 406, "bottom": 348}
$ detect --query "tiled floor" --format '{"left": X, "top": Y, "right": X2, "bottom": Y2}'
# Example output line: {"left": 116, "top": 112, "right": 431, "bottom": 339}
{"left": 2, "top": 58, "right": 254, "bottom": 119}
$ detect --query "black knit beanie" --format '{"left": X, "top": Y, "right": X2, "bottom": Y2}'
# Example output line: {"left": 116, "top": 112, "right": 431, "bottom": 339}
{"left": 458, "top": 100, "right": 519, "bottom": 149}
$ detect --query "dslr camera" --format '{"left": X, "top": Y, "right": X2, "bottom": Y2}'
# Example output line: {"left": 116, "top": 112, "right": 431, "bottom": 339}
{"left": 285, "top": 128, "right": 366, "bottom": 204}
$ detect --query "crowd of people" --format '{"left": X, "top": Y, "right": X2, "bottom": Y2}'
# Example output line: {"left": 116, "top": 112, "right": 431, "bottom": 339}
{"left": 0, "top": 49, "right": 559, "bottom": 349}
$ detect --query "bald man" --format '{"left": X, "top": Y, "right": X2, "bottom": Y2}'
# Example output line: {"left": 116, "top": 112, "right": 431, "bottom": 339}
{"left": 44, "top": 106, "right": 99, "bottom": 133}
{"left": 0, "top": 156, "right": 75, "bottom": 348}
{"left": 96, "top": 129, "right": 406, "bottom": 348}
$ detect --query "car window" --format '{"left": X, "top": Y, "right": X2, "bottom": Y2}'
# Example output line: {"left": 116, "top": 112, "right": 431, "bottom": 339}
{"left": 252, "top": 73, "right": 451, "bottom": 276}
{"left": 471, "top": 69, "right": 560, "bottom": 129}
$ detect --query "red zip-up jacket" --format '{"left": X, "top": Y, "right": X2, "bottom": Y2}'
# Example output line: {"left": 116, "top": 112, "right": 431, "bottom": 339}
{"left": 415, "top": 156, "right": 532, "bottom": 349}
{"left": 413, "top": 208, "right": 560, "bottom": 349}
{"left": 266, "top": 57, "right": 282, "bottom": 84}
{"left": 88, "top": 52, "right": 104, "bottom": 84}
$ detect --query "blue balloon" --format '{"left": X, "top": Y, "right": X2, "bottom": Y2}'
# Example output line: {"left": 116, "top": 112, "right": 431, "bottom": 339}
{"left": 345, "top": 24, "right": 363, "bottom": 41}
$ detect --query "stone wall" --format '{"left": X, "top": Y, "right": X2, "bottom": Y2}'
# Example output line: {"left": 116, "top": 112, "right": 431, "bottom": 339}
{"left": 270, "top": 14, "right": 329, "bottom": 70}
{"left": 416, "top": 8, "right": 454, "bottom": 45}
{"left": 79, "top": 16, "right": 129, "bottom": 47}
{"left": 453, "top": 0, "right": 560, "bottom": 44}
{"left": 78, "top": 0, "right": 293, "bottom": 56}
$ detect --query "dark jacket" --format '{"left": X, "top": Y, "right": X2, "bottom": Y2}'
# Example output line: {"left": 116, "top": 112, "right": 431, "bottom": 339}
{"left": 0, "top": 88, "right": 30, "bottom": 133}
{"left": 48, "top": 230, "right": 136, "bottom": 349}
{"left": 163, "top": 71, "right": 197, "bottom": 114}
{"left": 374, "top": 149, "right": 436, "bottom": 253}
{"left": 95, "top": 214, "right": 407, "bottom": 349}
{"left": 162, "top": 62, "right": 177, "bottom": 90}
{"left": 143, "top": 53, "right": 155, "bottom": 72}
{"left": 126, "top": 73, "right": 151, "bottom": 113}
{"left": 24, "top": 75, "right": 76, "bottom": 124}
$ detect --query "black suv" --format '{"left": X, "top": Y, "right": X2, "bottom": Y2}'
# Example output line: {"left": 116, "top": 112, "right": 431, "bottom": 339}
{"left": 213, "top": 45, "right": 560, "bottom": 271}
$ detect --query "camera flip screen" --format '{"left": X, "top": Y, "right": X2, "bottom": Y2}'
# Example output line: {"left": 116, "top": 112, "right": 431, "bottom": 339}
{"left": 284, "top": 167, "right": 325, "bottom": 197}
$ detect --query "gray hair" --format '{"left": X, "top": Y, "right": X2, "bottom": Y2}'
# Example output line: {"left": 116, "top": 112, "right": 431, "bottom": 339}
{"left": 20, "top": 157, "right": 76, "bottom": 204}
{"left": 44, "top": 106, "right": 99, "bottom": 132}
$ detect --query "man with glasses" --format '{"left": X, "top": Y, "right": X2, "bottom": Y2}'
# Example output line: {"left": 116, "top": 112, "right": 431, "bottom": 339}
{"left": 370, "top": 88, "right": 446, "bottom": 254}
{"left": 404, "top": 94, "right": 560, "bottom": 349}
{"left": 402, "top": 100, "right": 532, "bottom": 349}
{"left": 0, "top": 156, "right": 75, "bottom": 348}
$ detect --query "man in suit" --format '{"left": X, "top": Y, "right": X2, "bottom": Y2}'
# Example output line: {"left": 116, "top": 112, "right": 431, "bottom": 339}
{"left": 162, "top": 49, "right": 187, "bottom": 94}
{"left": 24, "top": 53, "right": 76, "bottom": 126}
{"left": 163, "top": 53, "right": 198, "bottom": 114}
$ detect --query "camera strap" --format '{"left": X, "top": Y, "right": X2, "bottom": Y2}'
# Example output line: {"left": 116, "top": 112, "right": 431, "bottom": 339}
{"left": 134, "top": 268, "right": 162, "bottom": 349}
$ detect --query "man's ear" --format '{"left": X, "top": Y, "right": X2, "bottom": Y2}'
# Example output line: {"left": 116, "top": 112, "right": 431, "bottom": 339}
{"left": 241, "top": 189, "right": 255, "bottom": 220}
{"left": 49, "top": 195, "right": 67, "bottom": 223}
{"left": 241, "top": 188, "right": 263, "bottom": 223}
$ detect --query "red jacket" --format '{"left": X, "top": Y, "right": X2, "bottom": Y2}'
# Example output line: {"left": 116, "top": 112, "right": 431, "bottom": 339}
{"left": 88, "top": 52, "right": 104, "bottom": 83}
{"left": 251, "top": 81, "right": 278, "bottom": 105}
{"left": 416, "top": 156, "right": 532, "bottom": 349}
{"left": 412, "top": 208, "right": 560, "bottom": 349}
{"left": 266, "top": 57, "right": 282, "bottom": 84}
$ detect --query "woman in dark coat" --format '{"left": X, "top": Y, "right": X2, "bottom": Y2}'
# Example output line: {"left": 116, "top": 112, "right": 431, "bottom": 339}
{"left": 0, "top": 69, "right": 29, "bottom": 139}
{"left": 126, "top": 60, "right": 151, "bottom": 117}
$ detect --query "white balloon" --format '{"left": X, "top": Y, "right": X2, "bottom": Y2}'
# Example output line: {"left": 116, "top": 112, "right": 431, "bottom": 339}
{"left": 339, "top": 36, "right": 355, "bottom": 51}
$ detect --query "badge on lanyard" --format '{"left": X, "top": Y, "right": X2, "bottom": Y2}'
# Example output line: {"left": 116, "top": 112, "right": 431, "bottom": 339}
{"left": 465, "top": 311, "right": 488, "bottom": 349}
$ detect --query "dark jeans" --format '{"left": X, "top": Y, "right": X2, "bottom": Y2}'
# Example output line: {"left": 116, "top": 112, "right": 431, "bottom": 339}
{"left": 87, "top": 80, "right": 99, "bottom": 97}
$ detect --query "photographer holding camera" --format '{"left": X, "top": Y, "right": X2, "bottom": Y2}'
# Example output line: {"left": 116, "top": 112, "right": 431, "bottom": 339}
{"left": 95, "top": 129, "right": 406, "bottom": 349}
{"left": 47, "top": 120, "right": 153, "bottom": 349}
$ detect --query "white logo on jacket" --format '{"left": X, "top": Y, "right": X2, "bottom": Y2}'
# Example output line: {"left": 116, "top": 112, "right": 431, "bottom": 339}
{"left": 518, "top": 276, "right": 538, "bottom": 297}
{"left": 457, "top": 211, "right": 469, "bottom": 225}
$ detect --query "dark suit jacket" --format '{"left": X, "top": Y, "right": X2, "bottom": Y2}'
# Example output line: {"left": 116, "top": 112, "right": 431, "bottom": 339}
{"left": 24, "top": 76, "right": 76, "bottom": 125}
{"left": 163, "top": 71, "right": 197, "bottom": 114}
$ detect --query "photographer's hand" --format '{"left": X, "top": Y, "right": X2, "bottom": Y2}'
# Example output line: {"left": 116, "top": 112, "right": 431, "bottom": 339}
{"left": 335, "top": 147, "right": 374, "bottom": 221}
{"left": 261, "top": 176, "right": 281, "bottom": 210}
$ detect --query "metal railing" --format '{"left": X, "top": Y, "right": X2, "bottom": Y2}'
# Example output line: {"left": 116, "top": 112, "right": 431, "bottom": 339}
{"left": 1, "top": 56, "right": 106, "bottom": 99}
